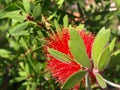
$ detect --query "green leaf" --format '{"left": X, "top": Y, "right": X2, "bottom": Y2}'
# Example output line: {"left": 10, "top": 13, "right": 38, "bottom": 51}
{"left": 70, "top": 28, "right": 86, "bottom": 51}
{"left": 48, "top": 48, "right": 71, "bottom": 63}
{"left": 97, "top": 47, "right": 111, "bottom": 71}
{"left": 108, "top": 50, "right": 120, "bottom": 68}
{"left": 0, "top": 11, "right": 25, "bottom": 22}
{"left": 4, "top": 4, "right": 20, "bottom": 11}
{"left": 22, "top": 0, "right": 30, "bottom": 13}
{"left": 0, "top": 49, "right": 11, "bottom": 58}
{"left": 30, "top": 82, "right": 37, "bottom": 90}
{"left": 33, "top": 3, "right": 41, "bottom": 20}
{"left": 63, "top": 15, "right": 68, "bottom": 28}
{"left": 109, "top": 38, "right": 116, "bottom": 52}
{"left": 54, "top": 19, "right": 60, "bottom": 30}
{"left": 27, "top": 57, "right": 37, "bottom": 73}
{"left": 95, "top": 73, "right": 107, "bottom": 89}
{"left": 15, "top": 1, "right": 25, "bottom": 11}
{"left": 68, "top": 41, "right": 91, "bottom": 68}
{"left": 12, "top": 31, "right": 30, "bottom": 36}
{"left": 0, "top": 49, "right": 11, "bottom": 55}
{"left": 19, "top": 37, "right": 28, "bottom": 49}
{"left": 48, "top": 12, "right": 57, "bottom": 20}
{"left": 26, "top": 85, "right": 30, "bottom": 90}
{"left": 92, "top": 27, "right": 110, "bottom": 67}
{"left": 10, "top": 22, "right": 29, "bottom": 35}
{"left": 76, "top": 24, "right": 84, "bottom": 31}
{"left": 25, "top": 63, "right": 30, "bottom": 74}
{"left": 115, "top": 0, "right": 120, "bottom": 7}
{"left": 19, "top": 71, "right": 27, "bottom": 77}
{"left": 10, "top": 77, "right": 26, "bottom": 83}
{"left": 57, "top": 0, "right": 64, "bottom": 8}
{"left": 8, "top": 39, "right": 20, "bottom": 50}
{"left": 62, "top": 70, "right": 87, "bottom": 89}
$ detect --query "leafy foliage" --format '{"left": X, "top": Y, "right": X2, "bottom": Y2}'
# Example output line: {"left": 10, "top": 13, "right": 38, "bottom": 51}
{"left": 0, "top": 0, "right": 120, "bottom": 90}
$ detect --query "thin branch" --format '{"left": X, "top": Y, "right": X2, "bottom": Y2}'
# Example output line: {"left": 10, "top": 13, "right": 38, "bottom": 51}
{"left": 104, "top": 78, "right": 120, "bottom": 89}
{"left": 85, "top": 73, "right": 92, "bottom": 90}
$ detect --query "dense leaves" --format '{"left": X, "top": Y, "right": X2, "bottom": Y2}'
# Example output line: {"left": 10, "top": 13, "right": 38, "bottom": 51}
{"left": 92, "top": 27, "right": 110, "bottom": 67}
{"left": 0, "top": 0, "right": 120, "bottom": 90}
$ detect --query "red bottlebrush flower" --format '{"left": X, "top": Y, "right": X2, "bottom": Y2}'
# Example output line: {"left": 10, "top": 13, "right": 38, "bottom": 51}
{"left": 45, "top": 28, "right": 94, "bottom": 86}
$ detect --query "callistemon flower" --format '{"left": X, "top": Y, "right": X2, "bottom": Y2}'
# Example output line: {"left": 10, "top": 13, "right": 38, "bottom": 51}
{"left": 45, "top": 28, "right": 94, "bottom": 88}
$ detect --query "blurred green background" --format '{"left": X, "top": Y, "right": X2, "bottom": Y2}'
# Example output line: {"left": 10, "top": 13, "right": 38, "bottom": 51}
{"left": 0, "top": 0, "right": 120, "bottom": 90}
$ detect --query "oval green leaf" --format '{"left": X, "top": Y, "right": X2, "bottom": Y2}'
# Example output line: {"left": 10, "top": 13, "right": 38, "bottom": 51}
{"left": 0, "top": 49, "right": 11, "bottom": 58}
{"left": 22, "top": 0, "right": 30, "bottom": 13}
{"left": 10, "top": 22, "right": 29, "bottom": 35}
{"left": 68, "top": 41, "right": 91, "bottom": 68}
{"left": 30, "top": 82, "right": 37, "bottom": 90}
{"left": 54, "top": 19, "right": 60, "bottom": 30}
{"left": 92, "top": 27, "right": 110, "bottom": 67}
{"left": 109, "top": 38, "right": 116, "bottom": 52}
{"left": 95, "top": 73, "right": 107, "bottom": 89}
{"left": 10, "top": 77, "right": 26, "bottom": 83}
{"left": 97, "top": 47, "right": 111, "bottom": 71}
{"left": 33, "top": 3, "right": 41, "bottom": 20}
{"left": 70, "top": 28, "right": 86, "bottom": 51}
{"left": 63, "top": 15, "right": 68, "bottom": 28}
{"left": 48, "top": 48, "right": 71, "bottom": 63}
{"left": 57, "top": 0, "right": 64, "bottom": 8}
{"left": 1, "top": 11, "right": 25, "bottom": 22}
{"left": 62, "top": 70, "right": 87, "bottom": 89}
{"left": 12, "top": 31, "right": 30, "bottom": 36}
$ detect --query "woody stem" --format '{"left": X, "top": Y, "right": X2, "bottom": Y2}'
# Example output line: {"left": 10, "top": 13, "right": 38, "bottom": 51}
{"left": 104, "top": 78, "right": 120, "bottom": 89}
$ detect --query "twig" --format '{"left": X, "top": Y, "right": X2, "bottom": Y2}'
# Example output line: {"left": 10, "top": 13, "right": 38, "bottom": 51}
{"left": 104, "top": 78, "right": 120, "bottom": 89}
{"left": 85, "top": 73, "right": 92, "bottom": 90}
